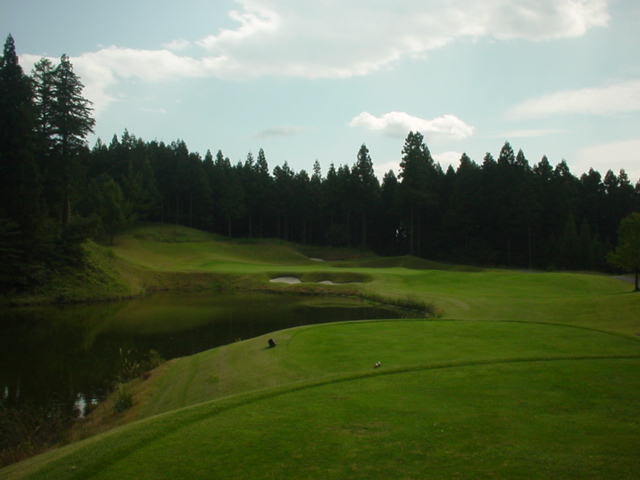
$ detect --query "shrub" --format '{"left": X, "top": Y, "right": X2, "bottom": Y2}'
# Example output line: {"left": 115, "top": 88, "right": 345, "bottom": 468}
{"left": 113, "top": 385, "right": 133, "bottom": 413}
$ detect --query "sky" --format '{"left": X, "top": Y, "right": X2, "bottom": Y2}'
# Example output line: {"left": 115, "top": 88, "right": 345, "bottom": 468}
{"left": 3, "top": 0, "right": 640, "bottom": 182}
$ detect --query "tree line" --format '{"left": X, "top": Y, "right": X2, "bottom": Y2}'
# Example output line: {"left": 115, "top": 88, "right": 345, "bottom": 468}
{"left": 1, "top": 35, "right": 639, "bottom": 291}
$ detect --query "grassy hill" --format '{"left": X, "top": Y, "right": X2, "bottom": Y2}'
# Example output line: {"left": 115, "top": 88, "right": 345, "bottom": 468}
{"left": 2, "top": 223, "right": 639, "bottom": 479}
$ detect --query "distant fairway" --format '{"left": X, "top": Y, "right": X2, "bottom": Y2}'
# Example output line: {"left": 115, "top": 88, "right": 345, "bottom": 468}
{"left": 112, "top": 224, "right": 639, "bottom": 336}
{"left": 3, "top": 224, "right": 639, "bottom": 479}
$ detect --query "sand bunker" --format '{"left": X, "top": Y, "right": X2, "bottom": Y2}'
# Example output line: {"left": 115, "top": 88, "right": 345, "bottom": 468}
{"left": 309, "top": 257, "right": 325, "bottom": 262}
{"left": 269, "top": 276, "right": 302, "bottom": 284}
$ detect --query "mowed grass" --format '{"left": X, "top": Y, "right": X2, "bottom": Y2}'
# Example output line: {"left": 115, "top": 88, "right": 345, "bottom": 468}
{"left": 4, "top": 321, "right": 640, "bottom": 479}
{"left": 3, "top": 223, "right": 640, "bottom": 479}
{"left": 111, "top": 225, "right": 640, "bottom": 336}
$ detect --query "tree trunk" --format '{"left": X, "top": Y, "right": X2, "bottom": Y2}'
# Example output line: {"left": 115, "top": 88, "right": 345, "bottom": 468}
{"left": 302, "top": 219, "right": 307, "bottom": 244}
{"left": 227, "top": 214, "right": 232, "bottom": 237}
{"left": 417, "top": 214, "right": 422, "bottom": 256}
{"left": 409, "top": 207, "right": 415, "bottom": 255}
{"left": 527, "top": 226, "right": 533, "bottom": 269}
{"left": 62, "top": 190, "right": 71, "bottom": 226}
{"left": 635, "top": 268, "right": 639, "bottom": 292}
{"left": 361, "top": 213, "right": 367, "bottom": 247}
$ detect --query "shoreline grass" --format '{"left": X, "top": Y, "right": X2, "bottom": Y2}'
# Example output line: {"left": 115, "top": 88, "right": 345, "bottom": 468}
{"left": 2, "top": 223, "right": 639, "bottom": 479}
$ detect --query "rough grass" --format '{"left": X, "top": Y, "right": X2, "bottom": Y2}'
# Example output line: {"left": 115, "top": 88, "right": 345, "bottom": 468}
{"left": 333, "top": 254, "right": 483, "bottom": 271}
{"left": 2, "top": 223, "right": 640, "bottom": 479}
{"left": 4, "top": 241, "right": 136, "bottom": 306}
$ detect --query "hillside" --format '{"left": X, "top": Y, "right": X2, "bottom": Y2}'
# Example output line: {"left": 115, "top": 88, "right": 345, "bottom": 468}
{"left": 2, "top": 224, "right": 639, "bottom": 479}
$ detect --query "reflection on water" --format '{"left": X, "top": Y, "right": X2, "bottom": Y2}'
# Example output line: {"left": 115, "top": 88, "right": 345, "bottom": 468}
{"left": 0, "top": 291, "right": 403, "bottom": 417}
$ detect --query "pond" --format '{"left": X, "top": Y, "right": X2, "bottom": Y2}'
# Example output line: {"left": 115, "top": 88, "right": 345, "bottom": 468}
{"left": 0, "top": 291, "right": 404, "bottom": 421}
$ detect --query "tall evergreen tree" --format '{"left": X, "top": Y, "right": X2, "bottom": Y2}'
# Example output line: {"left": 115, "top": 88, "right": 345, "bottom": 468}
{"left": 352, "top": 144, "right": 379, "bottom": 246}
{"left": 253, "top": 148, "right": 272, "bottom": 237}
{"left": 398, "top": 131, "right": 439, "bottom": 255}
{"left": 31, "top": 58, "right": 55, "bottom": 154}
{"left": 378, "top": 170, "right": 402, "bottom": 254}
{"left": 608, "top": 212, "right": 640, "bottom": 291}
{"left": 49, "top": 54, "right": 95, "bottom": 225}
{"left": 0, "top": 35, "right": 43, "bottom": 288}
{"left": 445, "top": 153, "right": 481, "bottom": 259}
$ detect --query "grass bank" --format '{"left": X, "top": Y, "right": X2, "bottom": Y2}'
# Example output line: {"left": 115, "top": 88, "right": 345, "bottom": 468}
{"left": 4, "top": 320, "right": 640, "bottom": 479}
{"left": 2, "top": 223, "right": 639, "bottom": 478}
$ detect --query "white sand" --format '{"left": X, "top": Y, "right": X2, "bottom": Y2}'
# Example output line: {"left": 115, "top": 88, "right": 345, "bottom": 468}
{"left": 309, "top": 257, "right": 325, "bottom": 262}
{"left": 269, "top": 276, "right": 302, "bottom": 284}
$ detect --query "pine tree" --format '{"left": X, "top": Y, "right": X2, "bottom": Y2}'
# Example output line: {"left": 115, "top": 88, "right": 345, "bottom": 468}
{"left": 398, "top": 131, "right": 438, "bottom": 255}
{"left": 446, "top": 153, "right": 481, "bottom": 259}
{"left": 352, "top": 144, "right": 379, "bottom": 246}
{"left": 379, "top": 170, "right": 402, "bottom": 254}
{"left": 50, "top": 54, "right": 95, "bottom": 225}
{"left": 253, "top": 148, "right": 272, "bottom": 237}
{"left": 0, "top": 35, "right": 37, "bottom": 221}
{"left": 31, "top": 58, "right": 56, "bottom": 154}
{"left": 0, "top": 35, "right": 43, "bottom": 288}
{"left": 608, "top": 212, "right": 640, "bottom": 291}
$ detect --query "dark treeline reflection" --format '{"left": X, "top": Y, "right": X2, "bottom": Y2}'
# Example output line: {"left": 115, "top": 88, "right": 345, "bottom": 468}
{"left": 1, "top": 292, "right": 402, "bottom": 411}
{"left": 0, "top": 291, "right": 404, "bottom": 464}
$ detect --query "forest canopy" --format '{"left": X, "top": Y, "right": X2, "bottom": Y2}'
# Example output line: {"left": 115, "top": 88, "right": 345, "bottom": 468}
{"left": 1, "top": 35, "right": 639, "bottom": 291}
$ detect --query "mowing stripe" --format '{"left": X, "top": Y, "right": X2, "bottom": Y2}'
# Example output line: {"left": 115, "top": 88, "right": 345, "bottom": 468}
{"left": 21, "top": 353, "right": 640, "bottom": 480}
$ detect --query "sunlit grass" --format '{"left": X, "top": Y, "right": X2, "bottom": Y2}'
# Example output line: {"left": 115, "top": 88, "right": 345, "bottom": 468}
{"left": 3, "top": 223, "right": 639, "bottom": 479}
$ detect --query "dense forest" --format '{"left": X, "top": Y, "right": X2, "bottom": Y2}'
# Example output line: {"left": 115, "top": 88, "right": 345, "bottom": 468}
{"left": 1, "top": 35, "right": 639, "bottom": 292}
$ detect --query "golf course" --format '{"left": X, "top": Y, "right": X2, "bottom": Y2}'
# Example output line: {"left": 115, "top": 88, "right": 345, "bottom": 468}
{"left": 2, "top": 224, "right": 639, "bottom": 479}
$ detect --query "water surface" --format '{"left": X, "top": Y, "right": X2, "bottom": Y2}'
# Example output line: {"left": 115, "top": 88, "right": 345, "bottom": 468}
{"left": 0, "top": 291, "right": 403, "bottom": 418}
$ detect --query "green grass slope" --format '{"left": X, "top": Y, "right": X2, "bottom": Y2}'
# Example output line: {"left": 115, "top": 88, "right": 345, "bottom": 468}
{"left": 136, "top": 319, "right": 640, "bottom": 419}
{"left": 3, "top": 223, "right": 640, "bottom": 479}
{"left": 111, "top": 224, "right": 640, "bottom": 336}
{"left": 114, "top": 224, "right": 314, "bottom": 272}
{"left": 4, "top": 320, "right": 639, "bottom": 479}
{"left": 10, "top": 223, "right": 639, "bottom": 337}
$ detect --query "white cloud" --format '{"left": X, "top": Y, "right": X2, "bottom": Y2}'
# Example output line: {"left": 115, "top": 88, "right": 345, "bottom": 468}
{"left": 485, "top": 0, "right": 609, "bottom": 40}
{"left": 197, "top": 4, "right": 281, "bottom": 50}
{"left": 433, "top": 151, "right": 464, "bottom": 170}
{"left": 500, "top": 129, "right": 564, "bottom": 138}
{"left": 575, "top": 139, "right": 640, "bottom": 181}
{"left": 373, "top": 160, "right": 400, "bottom": 180}
{"left": 21, "top": 48, "right": 227, "bottom": 115}
{"left": 19, "top": 1, "right": 610, "bottom": 114}
{"left": 509, "top": 80, "right": 640, "bottom": 119}
{"left": 192, "top": 0, "right": 609, "bottom": 78}
{"left": 349, "top": 112, "right": 474, "bottom": 141}
{"left": 163, "top": 39, "right": 191, "bottom": 52}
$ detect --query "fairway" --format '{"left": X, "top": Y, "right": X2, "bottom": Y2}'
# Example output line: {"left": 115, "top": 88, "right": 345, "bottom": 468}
{"left": 69, "top": 360, "right": 640, "bottom": 480}
{"left": 2, "top": 225, "right": 640, "bottom": 479}
{"left": 3, "top": 3, "right": 640, "bottom": 476}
